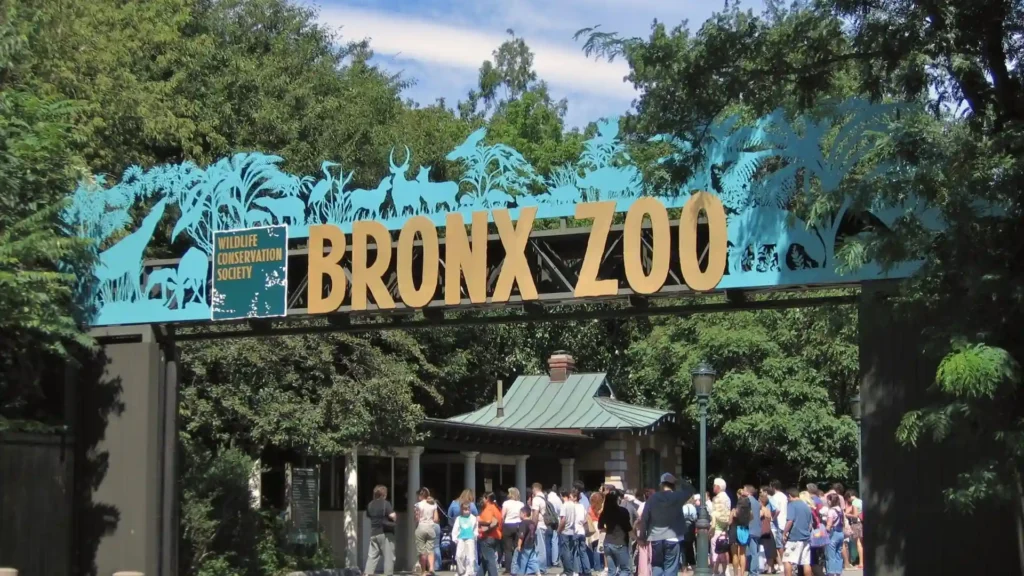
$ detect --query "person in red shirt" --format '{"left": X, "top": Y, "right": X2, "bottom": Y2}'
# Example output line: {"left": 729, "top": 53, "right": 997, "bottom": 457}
{"left": 478, "top": 492, "right": 503, "bottom": 576}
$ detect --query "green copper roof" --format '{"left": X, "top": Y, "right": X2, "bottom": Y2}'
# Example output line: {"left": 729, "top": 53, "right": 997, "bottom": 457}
{"left": 447, "top": 373, "right": 673, "bottom": 431}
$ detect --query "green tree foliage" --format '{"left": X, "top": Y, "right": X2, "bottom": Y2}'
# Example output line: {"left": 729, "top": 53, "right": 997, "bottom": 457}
{"left": 579, "top": 0, "right": 1023, "bottom": 513}
{"left": 626, "top": 297, "right": 859, "bottom": 484}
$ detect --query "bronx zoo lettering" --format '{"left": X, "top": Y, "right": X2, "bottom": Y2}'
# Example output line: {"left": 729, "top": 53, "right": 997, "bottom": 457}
{"left": 307, "top": 191, "right": 728, "bottom": 313}
{"left": 215, "top": 234, "right": 285, "bottom": 281}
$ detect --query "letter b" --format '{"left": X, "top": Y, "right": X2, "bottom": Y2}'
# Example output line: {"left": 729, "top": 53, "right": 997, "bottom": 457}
{"left": 308, "top": 224, "right": 347, "bottom": 314}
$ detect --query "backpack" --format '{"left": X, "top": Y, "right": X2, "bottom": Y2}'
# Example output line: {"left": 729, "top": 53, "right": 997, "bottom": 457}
{"left": 736, "top": 525, "right": 750, "bottom": 546}
{"left": 809, "top": 507, "right": 829, "bottom": 548}
{"left": 543, "top": 500, "right": 559, "bottom": 529}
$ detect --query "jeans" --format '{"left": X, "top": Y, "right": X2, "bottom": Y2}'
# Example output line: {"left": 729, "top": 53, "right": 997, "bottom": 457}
{"left": 549, "top": 529, "right": 560, "bottom": 567}
{"left": 746, "top": 534, "right": 761, "bottom": 575}
{"left": 650, "top": 540, "right": 680, "bottom": 576}
{"left": 574, "top": 535, "right": 592, "bottom": 575}
{"left": 479, "top": 538, "right": 500, "bottom": 576}
{"left": 605, "top": 543, "right": 632, "bottom": 576}
{"left": 825, "top": 530, "right": 844, "bottom": 574}
{"left": 559, "top": 534, "right": 577, "bottom": 574}
{"left": 516, "top": 547, "right": 539, "bottom": 575}
{"left": 535, "top": 530, "right": 549, "bottom": 570}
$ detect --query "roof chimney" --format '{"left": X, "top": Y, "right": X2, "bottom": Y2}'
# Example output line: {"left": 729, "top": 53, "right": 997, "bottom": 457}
{"left": 496, "top": 379, "right": 504, "bottom": 418}
{"left": 548, "top": 351, "right": 576, "bottom": 383}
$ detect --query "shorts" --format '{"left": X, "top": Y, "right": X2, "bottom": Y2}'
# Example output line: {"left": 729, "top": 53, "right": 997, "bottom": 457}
{"left": 783, "top": 540, "right": 811, "bottom": 566}
{"left": 416, "top": 524, "right": 437, "bottom": 554}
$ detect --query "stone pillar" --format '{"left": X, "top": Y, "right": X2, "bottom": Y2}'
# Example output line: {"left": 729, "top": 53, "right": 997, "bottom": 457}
{"left": 604, "top": 438, "right": 627, "bottom": 489}
{"left": 559, "top": 458, "right": 575, "bottom": 490}
{"left": 81, "top": 325, "right": 178, "bottom": 576}
{"left": 462, "top": 451, "right": 479, "bottom": 496}
{"left": 343, "top": 447, "right": 359, "bottom": 569}
{"left": 515, "top": 455, "right": 529, "bottom": 501}
{"left": 407, "top": 447, "right": 424, "bottom": 571}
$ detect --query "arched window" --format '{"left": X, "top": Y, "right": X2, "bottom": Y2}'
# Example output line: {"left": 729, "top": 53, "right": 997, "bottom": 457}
{"left": 640, "top": 448, "right": 660, "bottom": 490}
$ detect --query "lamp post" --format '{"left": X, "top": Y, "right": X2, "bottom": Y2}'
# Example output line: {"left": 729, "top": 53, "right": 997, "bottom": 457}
{"left": 851, "top": 394, "right": 863, "bottom": 495}
{"left": 691, "top": 361, "right": 717, "bottom": 576}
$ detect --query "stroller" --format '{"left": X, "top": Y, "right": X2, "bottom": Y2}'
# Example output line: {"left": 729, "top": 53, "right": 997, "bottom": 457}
{"left": 438, "top": 507, "right": 457, "bottom": 571}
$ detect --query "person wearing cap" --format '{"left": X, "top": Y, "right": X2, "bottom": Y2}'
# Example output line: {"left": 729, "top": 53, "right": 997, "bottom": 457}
{"left": 637, "top": 473, "right": 693, "bottom": 576}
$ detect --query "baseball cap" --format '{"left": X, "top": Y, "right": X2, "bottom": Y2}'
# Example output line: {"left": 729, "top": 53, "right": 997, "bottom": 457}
{"left": 660, "top": 472, "right": 677, "bottom": 484}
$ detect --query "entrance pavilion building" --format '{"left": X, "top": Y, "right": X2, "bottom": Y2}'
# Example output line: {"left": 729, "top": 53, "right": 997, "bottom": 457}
{"left": 316, "top": 352, "right": 681, "bottom": 570}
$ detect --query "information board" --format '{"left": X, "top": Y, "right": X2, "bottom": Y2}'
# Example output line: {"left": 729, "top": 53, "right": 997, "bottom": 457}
{"left": 211, "top": 225, "right": 288, "bottom": 321}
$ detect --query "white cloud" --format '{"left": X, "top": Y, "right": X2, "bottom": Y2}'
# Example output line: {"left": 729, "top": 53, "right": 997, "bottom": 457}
{"left": 318, "top": 4, "right": 637, "bottom": 101}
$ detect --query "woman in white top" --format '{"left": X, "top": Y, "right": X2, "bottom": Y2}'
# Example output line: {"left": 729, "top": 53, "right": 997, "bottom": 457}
{"left": 501, "top": 487, "right": 525, "bottom": 573}
{"left": 414, "top": 487, "right": 440, "bottom": 575}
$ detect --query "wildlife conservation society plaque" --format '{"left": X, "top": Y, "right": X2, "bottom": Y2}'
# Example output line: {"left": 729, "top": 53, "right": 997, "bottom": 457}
{"left": 211, "top": 225, "right": 288, "bottom": 321}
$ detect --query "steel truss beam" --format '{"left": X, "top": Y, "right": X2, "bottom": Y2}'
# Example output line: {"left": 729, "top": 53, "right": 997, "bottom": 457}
{"left": 141, "top": 220, "right": 859, "bottom": 341}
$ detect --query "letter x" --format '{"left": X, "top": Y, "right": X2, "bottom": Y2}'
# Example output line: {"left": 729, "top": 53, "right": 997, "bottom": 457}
{"left": 492, "top": 207, "right": 538, "bottom": 302}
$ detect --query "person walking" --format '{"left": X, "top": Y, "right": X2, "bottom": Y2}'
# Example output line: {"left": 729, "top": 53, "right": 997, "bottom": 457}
{"left": 745, "top": 485, "right": 763, "bottom": 576}
{"left": 558, "top": 489, "right": 580, "bottom": 576}
{"left": 637, "top": 473, "right": 691, "bottom": 576}
{"left": 415, "top": 488, "right": 439, "bottom": 575}
{"left": 364, "top": 485, "right": 396, "bottom": 576}
{"left": 598, "top": 490, "right": 633, "bottom": 576}
{"left": 823, "top": 494, "right": 845, "bottom": 576}
{"left": 548, "top": 485, "right": 564, "bottom": 568}
{"left": 758, "top": 489, "right": 779, "bottom": 574}
{"left": 502, "top": 487, "right": 525, "bottom": 574}
{"left": 782, "top": 488, "right": 813, "bottom": 576}
{"left": 532, "top": 483, "right": 554, "bottom": 572}
{"left": 843, "top": 490, "right": 863, "bottom": 570}
{"left": 479, "top": 492, "right": 504, "bottom": 576}
{"left": 453, "top": 502, "right": 479, "bottom": 576}
{"left": 681, "top": 495, "right": 698, "bottom": 573}
{"left": 516, "top": 508, "right": 542, "bottom": 576}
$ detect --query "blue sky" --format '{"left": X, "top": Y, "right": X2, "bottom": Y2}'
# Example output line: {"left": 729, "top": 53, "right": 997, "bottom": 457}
{"left": 310, "top": 0, "right": 766, "bottom": 129}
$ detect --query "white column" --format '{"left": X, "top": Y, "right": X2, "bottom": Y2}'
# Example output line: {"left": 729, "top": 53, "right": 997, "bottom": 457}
{"left": 407, "top": 446, "right": 424, "bottom": 571}
{"left": 560, "top": 458, "right": 575, "bottom": 490}
{"left": 344, "top": 447, "right": 359, "bottom": 569}
{"left": 249, "top": 458, "right": 262, "bottom": 509}
{"left": 515, "top": 455, "right": 529, "bottom": 501}
{"left": 462, "top": 451, "right": 479, "bottom": 495}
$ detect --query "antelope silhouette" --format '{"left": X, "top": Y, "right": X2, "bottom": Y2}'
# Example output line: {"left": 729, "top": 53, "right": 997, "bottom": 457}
{"left": 145, "top": 267, "right": 179, "bottom": 306}
{"left": 348, "top": 177, "right": 392, "bottom": 220}
{"left": 96, "top": 197, "right": 169, "bottom": 302}
{"left": 415, "top": 166, "right": 459, "bottom": 212}
{"left": 389, "top": 146, "right": 421, "bottom": 217}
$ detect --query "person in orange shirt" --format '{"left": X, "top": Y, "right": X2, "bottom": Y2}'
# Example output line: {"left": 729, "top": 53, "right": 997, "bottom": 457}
{"left": 478, "top": 492, "right": 503, "bottom": 576}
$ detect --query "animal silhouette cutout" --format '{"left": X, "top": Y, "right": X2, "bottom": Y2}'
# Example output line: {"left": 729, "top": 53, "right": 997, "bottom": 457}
{"left": 576, "top": 165, "right": 642, "bottom": 201}
{"left": 389, "top": 147, "right": 422, "bottom": 217}
{"left": 145, "top": 267, "right": 179, "bottom": 306}
{"left": 348, "top": 177, "right": 392, "bottom": 220}
{"left": 726, "top": 207, "right": 826, "bottom": 273}
{"left": 445, "top": 128, "right": 487, "bottom": 163}
{"left": 252, "top": 196, "right": 305, "bottom": 225}
{"left": 414, "top": 166, "right": 459, "bottom": 212}
{"left": 95, "top": 197, "right": 169, "bottom": 302}
{"left": 177, "top": 247, "right": 209, "bottom": 304}
{"left": 246, "top": 209, "right": 272, "bottom": 227}
{"left": 307, "top": 161, "right": 339, "bottom": 209}
{"left": 484, "top": 189, "right": 514, "bottom": 208}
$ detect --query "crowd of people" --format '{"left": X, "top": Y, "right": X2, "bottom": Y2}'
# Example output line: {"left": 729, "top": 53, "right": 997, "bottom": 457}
{"left": 362, "top": 475, "right": 865, "bottom": 576}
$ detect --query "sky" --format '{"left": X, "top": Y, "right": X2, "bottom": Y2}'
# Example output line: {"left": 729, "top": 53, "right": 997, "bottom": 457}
{"left": 312, "top": 0, "right": 766, "bottom": 129}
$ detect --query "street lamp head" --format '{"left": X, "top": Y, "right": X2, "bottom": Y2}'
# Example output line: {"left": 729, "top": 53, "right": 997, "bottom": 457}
{"left": 850, "top": 394, "right": 862, "bottom": 421}
{"left": 691, "top": 361, "right": 717, "bottom": 399}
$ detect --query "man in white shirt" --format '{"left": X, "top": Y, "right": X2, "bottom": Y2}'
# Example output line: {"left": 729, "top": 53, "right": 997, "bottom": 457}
{"left": 557, "top": 490, "right": 580, "bottom": 576}
{"left": 531, "top": 483, "right": 551, "bottom": 571}
{"left": 548, "top": 486, "right": 563, "bottom": 568}
{"left": 769, "top": 480, "right": 788, "bottom": 549}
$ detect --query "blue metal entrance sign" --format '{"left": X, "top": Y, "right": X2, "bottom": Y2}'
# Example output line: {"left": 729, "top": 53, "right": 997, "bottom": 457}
{"left": 211, "top": 225, "right": 288, "bottom": 321}
{"left": 60, "top": 98, "right": 956, "bottom": 327}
